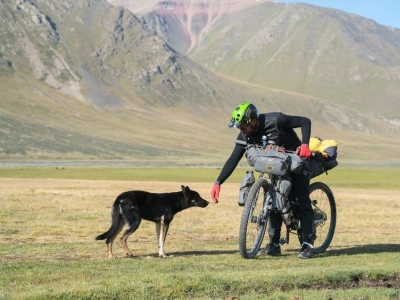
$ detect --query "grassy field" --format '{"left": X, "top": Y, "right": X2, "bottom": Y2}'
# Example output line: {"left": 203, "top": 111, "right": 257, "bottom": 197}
{"left": 0, "top": 167, "right": 400, "bottom": 299}
{"left": 1, "top": 165, "right": 400, "bottom": 189}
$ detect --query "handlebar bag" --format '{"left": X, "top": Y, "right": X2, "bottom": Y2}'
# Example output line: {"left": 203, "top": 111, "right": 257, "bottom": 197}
{"left": 245, "top": 145, "right": 258, "bottom": 167}
{"left": 254, "top": 149, "right": 289, "bottom": 176}
{"left": 288, "top": 153, "right": 304, "bottom": 174}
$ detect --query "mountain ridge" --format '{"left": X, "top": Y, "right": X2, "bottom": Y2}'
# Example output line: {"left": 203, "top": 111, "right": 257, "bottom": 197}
{"left": 140, "top": 1, "right": 400, "bottom": 123}
{"left": 1, "top": 0, "right": 399, "bottom": 163}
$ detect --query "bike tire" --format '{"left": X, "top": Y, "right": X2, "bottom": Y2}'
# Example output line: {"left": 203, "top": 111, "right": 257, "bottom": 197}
{"left": 309, "top": 182, "right": 336, "bottom": 254}
{"left": 238, "top": 177, "right": 269, "bottom": 259}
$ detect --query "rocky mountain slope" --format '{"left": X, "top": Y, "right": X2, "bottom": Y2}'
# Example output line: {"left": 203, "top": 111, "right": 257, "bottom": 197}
{"left": 136, "top": 0, "right": 400, "bottom": 124}
{"left": 1, "top": 0, "right": 399, "bottom": 163}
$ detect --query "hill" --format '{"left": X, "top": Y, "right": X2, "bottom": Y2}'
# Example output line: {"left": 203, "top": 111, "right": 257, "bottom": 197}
{"left": 139, "top": 1, "right": 400, "bottom": 123}
{"left": 0, "top": 0, "right": 399, "bottom": 164}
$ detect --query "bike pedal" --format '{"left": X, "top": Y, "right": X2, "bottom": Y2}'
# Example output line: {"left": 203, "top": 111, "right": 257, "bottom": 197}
{"left": 279, "top": 238, "right": 287, "bottom": 245}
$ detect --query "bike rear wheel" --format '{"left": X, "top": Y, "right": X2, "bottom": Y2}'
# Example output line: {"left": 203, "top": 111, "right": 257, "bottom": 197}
{"left": 309, "top": 182, "right": 336, "bottom": 254}
{"left": 239, "top": 177, "right": 269, "bottom": 259}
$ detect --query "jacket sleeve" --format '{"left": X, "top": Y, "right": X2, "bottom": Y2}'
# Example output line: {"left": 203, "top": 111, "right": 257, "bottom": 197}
{"left": 277, "top": 114, "right": 311, "bottom": 145}
{"left": 215, "top": 134, "right": 246, "bottom": 185}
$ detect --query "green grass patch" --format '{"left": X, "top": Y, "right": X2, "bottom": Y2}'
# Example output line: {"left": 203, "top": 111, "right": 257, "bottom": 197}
{"left": 311, "top": 165, "right": 400, "bottom": 190}
{"left": 1, "top": 244, "right": 399, "bottom": 299}
{"left": 1, "top": 165, "right": 400, "bottom": 190}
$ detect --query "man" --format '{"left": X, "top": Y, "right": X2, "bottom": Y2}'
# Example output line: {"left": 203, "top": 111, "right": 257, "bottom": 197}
{"left": 210, "top": 102, "right": 316, "bottom": 259}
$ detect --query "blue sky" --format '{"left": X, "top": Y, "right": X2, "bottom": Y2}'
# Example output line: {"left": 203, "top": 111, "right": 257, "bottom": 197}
{"left": 282, "top": 0, "right": 400, "bottom": 29}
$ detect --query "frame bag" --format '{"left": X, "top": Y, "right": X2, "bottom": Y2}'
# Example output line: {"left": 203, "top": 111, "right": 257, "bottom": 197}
{"left": 265, "top": 175, "right": 294, "bottom": 225}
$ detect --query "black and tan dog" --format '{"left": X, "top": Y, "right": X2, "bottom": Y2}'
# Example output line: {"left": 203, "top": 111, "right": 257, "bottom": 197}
{"left": 95, "top": 185, "right": 209, "bottom": 258}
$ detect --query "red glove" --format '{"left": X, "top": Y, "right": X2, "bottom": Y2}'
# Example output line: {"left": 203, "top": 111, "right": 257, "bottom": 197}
{"left": 297, "top": 144, "right": 312, "bottom": 159}
{"left": 211, "top": 184, "right": 220, "bottom": 203}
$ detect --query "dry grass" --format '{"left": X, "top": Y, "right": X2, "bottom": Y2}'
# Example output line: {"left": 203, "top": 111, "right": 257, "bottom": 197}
{"left": 0, "top": 179, "right": 241, "bottom": 262}
{"left": 1, "top": 178, "right": 399, "bottom": 261}
{"left": 0, "top": 178, "right": 399, "bottom": 299}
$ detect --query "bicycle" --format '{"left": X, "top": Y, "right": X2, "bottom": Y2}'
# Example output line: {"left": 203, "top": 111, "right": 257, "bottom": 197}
{"left": 238, "top": 140, "right": 337, "bottom": 259}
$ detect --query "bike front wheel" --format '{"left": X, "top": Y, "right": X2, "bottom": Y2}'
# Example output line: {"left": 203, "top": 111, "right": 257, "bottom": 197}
{"left": 239, "top": 177, "right": 269, "bottom": 259}
{"left": 309, "top": 181, "right": 337, "bottom": 254}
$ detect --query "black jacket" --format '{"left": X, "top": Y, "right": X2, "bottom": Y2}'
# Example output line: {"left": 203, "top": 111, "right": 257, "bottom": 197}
{"left": 215, "top": 112, "right": 311, "bottom": 184}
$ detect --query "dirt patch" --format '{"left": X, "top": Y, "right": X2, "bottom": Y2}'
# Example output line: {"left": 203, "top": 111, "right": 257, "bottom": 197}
{"left": 280, "top": 274, "right": 400, "bottom": 291}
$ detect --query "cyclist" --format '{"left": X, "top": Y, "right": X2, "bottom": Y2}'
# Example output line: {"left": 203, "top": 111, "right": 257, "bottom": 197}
{"left": 210, "top": 102, "right": 316, "bottom": 259}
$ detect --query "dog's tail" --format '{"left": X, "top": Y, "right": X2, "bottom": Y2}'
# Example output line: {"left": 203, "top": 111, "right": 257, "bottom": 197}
{"left": 95, "top": 204, "right": 120, "bottom": 241}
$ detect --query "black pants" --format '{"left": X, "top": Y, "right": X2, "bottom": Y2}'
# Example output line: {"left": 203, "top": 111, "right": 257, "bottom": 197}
{"left": 268, "top": 163, "right": 316, "bottom": 245}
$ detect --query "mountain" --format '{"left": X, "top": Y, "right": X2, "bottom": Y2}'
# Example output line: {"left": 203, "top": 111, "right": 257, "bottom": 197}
{"left": 1, "top": 0, "right": 399, "bottom": 164}
{"left": 138, "top": 0, "right": 400, "bottom": 124}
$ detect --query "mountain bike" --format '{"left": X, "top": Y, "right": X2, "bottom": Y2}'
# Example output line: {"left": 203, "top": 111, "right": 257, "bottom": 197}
{"left": 238, "top": 141, "right": 337, "bottom": 259}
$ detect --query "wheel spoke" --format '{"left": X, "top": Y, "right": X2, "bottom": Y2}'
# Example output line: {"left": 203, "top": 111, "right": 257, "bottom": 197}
{"left": 239, "top": 178, "right": 269, "bottom": 258}
{"left": 309, "top": 182, "right": 336, "bottom": 254}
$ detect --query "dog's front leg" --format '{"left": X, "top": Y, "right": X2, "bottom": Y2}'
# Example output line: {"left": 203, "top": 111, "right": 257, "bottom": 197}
{"left": 156, "top": 216, "right": 169, "bottom": 258}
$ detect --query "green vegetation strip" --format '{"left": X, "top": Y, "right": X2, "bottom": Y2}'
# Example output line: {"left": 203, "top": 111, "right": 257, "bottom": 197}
{"left": 1, "top": 247, "right": 399, "bottom": 300}
{"left": 1, "top": 166, "right": 400, "bottom": 190}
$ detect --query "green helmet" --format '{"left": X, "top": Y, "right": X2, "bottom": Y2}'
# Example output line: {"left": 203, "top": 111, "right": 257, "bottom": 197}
{"left": 228, "top": 102, "right": 259, "bottom": 128}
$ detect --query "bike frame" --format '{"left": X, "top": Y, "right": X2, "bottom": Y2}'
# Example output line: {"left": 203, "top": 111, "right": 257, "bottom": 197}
{"left": 238, "top": 153, "right": 337, "bottom": 259}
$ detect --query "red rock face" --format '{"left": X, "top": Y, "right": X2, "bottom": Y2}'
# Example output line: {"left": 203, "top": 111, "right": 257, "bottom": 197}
{"left": 154, "top": 0, "right": 270, "bottom": 16}
{"left": 109, "top": 0, "right": 271, "bottom": 18}
{"left": 108, "top": 0, "right": 272, "bottom": 53}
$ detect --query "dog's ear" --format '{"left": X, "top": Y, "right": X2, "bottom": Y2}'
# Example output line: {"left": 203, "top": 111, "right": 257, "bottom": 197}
{"left": 182, "top": 185, "right": 191, "bottom": 198}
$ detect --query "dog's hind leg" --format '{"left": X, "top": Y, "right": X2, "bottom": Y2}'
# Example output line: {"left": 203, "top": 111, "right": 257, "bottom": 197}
{"left": 119, "top": 224, "right": 140, "bottom": 258}
{"left": 156, "top": 215, "right": 170, "bottom": 258}
{"left": 106, "top": 220, "right": 125, "bottom": 259}
{"left": 119, "top": 209, "right": 141, "bottom": 258}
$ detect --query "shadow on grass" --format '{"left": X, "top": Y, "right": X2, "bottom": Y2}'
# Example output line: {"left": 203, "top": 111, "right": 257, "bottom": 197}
{"left": 135, "top": 244, "right": 400, "bottom": 258}
{"left": 160, "top": 249, "right": 239, "bottom": 257}
{"left": 325, "top": 244, "right": 400, "bottom": 256}
{"left": 159, "top": 243, "right": 400, "bottom": 257}
{"left": 283, "top": 244, "right": 400, "bottom": 257}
